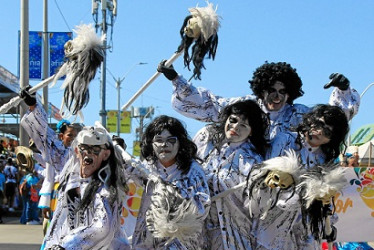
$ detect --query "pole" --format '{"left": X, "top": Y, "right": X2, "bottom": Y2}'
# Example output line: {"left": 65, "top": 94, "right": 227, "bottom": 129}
{"left": 116, "top": 77, "right": 120, "bottom": 136}
{"left": 42, "top": 0, "right": 49, "bottom": 113}
{"left": 108, "top": 62, "right": 147, "bottom": 136}
{"left": 19, "top": 0, "right": 29, "bottom": 147}
{"left": 99, "top": 6, "right": 107, "bottom": 127}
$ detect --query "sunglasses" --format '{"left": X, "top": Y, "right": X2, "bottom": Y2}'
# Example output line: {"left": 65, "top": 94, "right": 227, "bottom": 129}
{"left": 152, "top": 136, "right": 178, "bottom": 146}
{"left": 311, "top": 120, "right": 333, "bottom": 138}
{"left": 78, "top": 144, "right": 106, "bottom": 155}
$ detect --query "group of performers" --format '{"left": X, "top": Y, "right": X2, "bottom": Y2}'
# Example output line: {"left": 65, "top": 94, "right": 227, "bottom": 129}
{"left": 10, "top": 2, "right": 363, "bottom": 249}
{"left": 15, "top": 56, "right": 360, "bottom": 249}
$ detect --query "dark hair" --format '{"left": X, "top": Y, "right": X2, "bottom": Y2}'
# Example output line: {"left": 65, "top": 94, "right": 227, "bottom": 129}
{"left": 297, "top": 104, "right": 349, "bottom": 161}
{"left": 7, "top": 157, "right": 13, "bottom": 165}
{"left": 249, "top": 61, "right": 304, "bottom": 104}
{"left": 210, "top": 100, "right": 269, "bottom": 157}
{"left": 141, "top": 115, "right": 198, "bottom": 173}
{"left": 177, "top": 15, "right": 218, "bottom": 80}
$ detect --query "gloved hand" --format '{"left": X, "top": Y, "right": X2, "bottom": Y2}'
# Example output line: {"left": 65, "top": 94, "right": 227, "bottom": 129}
{"left": 19, "top": 85, "right": 36, "bottom": 106}
{"left": 157, "top": 60, "right": 178, "bottom": 81}
{"left": 324, "top": 73, "right": 349, "bottom": 90}
{"left": 112, "top": 135, "right": 126, "bottom": 150}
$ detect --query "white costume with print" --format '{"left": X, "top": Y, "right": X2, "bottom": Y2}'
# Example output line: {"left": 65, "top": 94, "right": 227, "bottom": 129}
{"left": 193, "top": 126, "right": 263, "bottom": 249}
{"left": 125, "top": 159, "right": 210, "bottom": 249}
{"left": 171, "top": 75, "right": 360, "bottom": 158}
{"left": 42, "top": 160, "right": 128, "bottom": 250}
{"left": 20, "top": 103, "right": 71, "bottom": 210}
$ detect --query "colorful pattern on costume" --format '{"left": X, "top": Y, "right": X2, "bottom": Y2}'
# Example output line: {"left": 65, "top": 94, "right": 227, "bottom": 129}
{"left": 125, "top": 159, "right": 210, "bottom": 249}
{"left": 193, "top": 126, "right": 263, "bottom": 249}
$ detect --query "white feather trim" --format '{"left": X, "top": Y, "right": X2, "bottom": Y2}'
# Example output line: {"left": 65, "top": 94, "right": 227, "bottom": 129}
{"left": 146, "top": 181, "right": 208, "bottom": 244}
{"left": 262, "top": 150, "right": 302, "bottom": 181}
{"left": 189, "top": 1, "right": 221, "bottom": 41}
{"left": 298, "top": 165, "right": 348, "bottom": 208}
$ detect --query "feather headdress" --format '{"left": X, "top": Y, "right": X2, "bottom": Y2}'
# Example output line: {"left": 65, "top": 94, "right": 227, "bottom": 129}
{"left": 52, "top": 23, "right": 105, "bottom": 118}
{"left": 178, "top": 1, "right": 221, "bottom": 80}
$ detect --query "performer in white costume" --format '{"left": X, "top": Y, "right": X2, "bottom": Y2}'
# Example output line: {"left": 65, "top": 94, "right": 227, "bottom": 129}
{"left": 245, "top": 105, "right": 350, "bottom": 249}
{"left": 157, "top": 62, "right": 360, "bottom": 158}
{"left": 41, "top": 123, "right": 129, "bottom": 250}
{"left": 118, "top": 115, "right": 210, "bottom": 249}
{"left": 19, "top": 87, "right": 82, "bottom": 234}
{"left": 192, "top": 100, "right": 268, "bottom": 249}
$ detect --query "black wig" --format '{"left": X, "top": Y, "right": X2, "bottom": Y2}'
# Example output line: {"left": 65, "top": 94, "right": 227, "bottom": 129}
{"left": 141, "top": 115, "right": 198, "bottom": 174}
{"left": 249, "top": 61, "right": 304, "bottom": 104}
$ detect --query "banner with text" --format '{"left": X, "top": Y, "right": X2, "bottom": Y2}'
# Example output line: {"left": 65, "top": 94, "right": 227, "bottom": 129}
{"left": 28, "top": 31, "right": 42, "bottom": 79}
{"left": 335, "top": 167, "right": 374, "bottom": 242}
{"left": 106, "top": 110, "right": 131, "bottom": 134}
{"left": 49, "top": 32, "right": 72, "bottom": 76}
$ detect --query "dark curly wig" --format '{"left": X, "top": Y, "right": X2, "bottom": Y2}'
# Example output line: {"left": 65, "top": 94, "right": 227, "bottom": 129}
{"left": 209, "top": 100, "right": 269, "bottom": 157}
{"left": 296, "top": 104, "right": 349, "bottom": 161}
{"left": 177, "top": 15, "right": 218, "bottom": 81}
{"left": 141, "top": 115, "right": 198, "bottom": 174}
{"left": 249, "top": 61, "right": 304, "bottom": 104}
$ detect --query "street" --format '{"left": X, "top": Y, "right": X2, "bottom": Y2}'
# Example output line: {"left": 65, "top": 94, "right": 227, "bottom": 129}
{"left": 0, "top": 216, "right": 43, "bottom": 250}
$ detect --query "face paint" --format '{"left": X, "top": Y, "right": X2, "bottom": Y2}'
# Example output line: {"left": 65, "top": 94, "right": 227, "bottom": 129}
{"left": 76, "top": 144, "right": 110, "bottom": 178}
{"left": 184, "top": 16, "right": 201, "bottom": 39}
{"left": 263, "top": 81, "right": 289, "bottom": 111}
{"left": 152, "top": 129, "right": 179, "bottom": 167}
{"left": 305, "top": 118, "right": 332, "bottom": 147}
{"left": 224, "top": 115, "right": 252, "bottom": 143}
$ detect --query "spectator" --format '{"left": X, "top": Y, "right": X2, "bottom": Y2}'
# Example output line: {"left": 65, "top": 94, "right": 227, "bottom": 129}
{"left": 19, "top": 169, "right": 41, "bottom": 225}
{"left": 16, "top": 146, "right": 42, "bottom": 225}
{"left": 3, "top": 157, "right": 18, "bottom": 212}
{"left": 0, "top": 163, "right": 5, "bottom": 223}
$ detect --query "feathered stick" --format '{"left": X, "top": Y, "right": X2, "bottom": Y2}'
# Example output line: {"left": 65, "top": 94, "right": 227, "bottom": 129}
{"left": 0, "top": 23, "right": 104, "bottom": 117}
{"left": 121, "top": 1, "right": 220, "bottom": 111}
{"left": 297, "top": 165, "right": 347, "bottom": 249}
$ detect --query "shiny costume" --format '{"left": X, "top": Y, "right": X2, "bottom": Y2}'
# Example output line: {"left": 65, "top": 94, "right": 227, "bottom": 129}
{"left": 193, "top": 126, "right": 263, "bottom": 249}
{"left": 171, "top": 75, "right": 360, "bottom": 158}
{"left": 124, "top": 159, "right": 210, "bottom": 249}
{"left": 41, "top": 160, "right": 127, "bottom": 250}
{"left": 20, "top": 103, "right": 71, "bottom": 212}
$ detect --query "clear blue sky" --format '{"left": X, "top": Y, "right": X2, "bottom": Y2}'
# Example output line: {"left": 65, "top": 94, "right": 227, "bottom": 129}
{"left": 1, "top": 1, "right": 374, "bottom": 153}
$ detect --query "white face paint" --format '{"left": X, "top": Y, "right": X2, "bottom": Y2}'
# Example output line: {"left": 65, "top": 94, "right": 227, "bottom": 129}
{"left": 224, "top": 115, "right": 252, "bottom": 143}
{"left": 263, "top": 81, "right": 289, "bottom": 111}
{"left": 184, "top": 16, "right": 201, "bottom": 39}
{"left": 75, "top": 144, "right": 111, "bottom": 178}
{"left": 305, "top": 118, "right": 332, "bottom": 147}
{"left": 152, "top": 129, "right": 179, "bottom": 168}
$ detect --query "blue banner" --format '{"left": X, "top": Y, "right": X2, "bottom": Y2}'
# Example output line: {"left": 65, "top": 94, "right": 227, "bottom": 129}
{"left": 29, "top": 31, "right": 42, "bottom": 79}
{"left": 49, "top": 32, "right": 72, "bottom": 76}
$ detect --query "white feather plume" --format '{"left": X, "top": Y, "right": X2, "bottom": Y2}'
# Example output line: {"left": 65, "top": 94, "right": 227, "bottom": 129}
{"left": 51, "top": 23, "right": 105, "bottom": 117}
{"left": 262, "top": 150, "right": 302, "bottom": 181}
{"left": 146, "top": 181, "right": 208, "bottom": 245}
{"left": 188, "top": 1, "right": 221, "bottom": 41}
{"left": 298, "top": 165, "right": 348, "bottom": 208}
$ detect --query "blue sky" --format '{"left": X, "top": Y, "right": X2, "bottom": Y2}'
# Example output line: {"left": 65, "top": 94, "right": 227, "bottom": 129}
{"left": 1, "top": 1, "right": 374, "bottom": 153}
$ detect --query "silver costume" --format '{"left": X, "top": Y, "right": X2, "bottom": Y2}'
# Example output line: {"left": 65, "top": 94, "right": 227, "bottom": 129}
{"left": 41, "top": 160, "right": 128, "bottom": 250}
{"left": 171, "top": 75, "right": 360, "bottom": 158}
{"left": 125, "top": 159, "right": 210, "bottom": 249}
{"left": 20, "top": 103, "right": 71, "bottom": 210}
{"left": 193, "top": 126, "right": 263, "bottom": 250}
